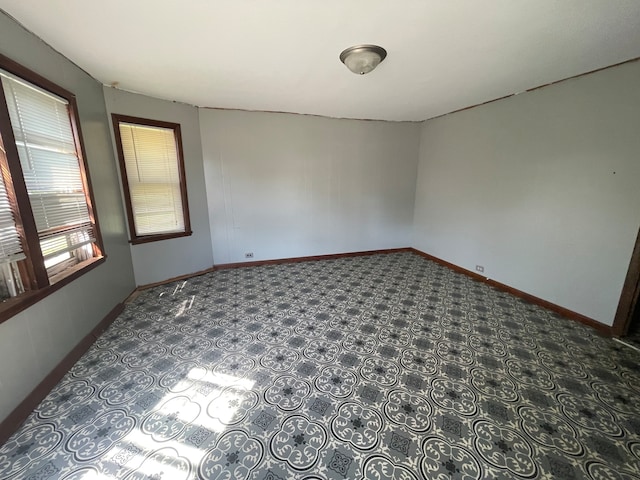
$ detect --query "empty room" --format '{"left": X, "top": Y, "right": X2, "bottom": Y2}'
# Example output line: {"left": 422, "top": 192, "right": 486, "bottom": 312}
{"left": 0, "top": 1, "right": 639, "bottom": 479}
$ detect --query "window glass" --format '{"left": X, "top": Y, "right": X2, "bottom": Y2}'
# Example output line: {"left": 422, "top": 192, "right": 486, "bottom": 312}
{"left": 0, "top": 55, "right": 104, "bottom": 319}
{"left": 112, "top": 115, "right": 191, "bottom": 243}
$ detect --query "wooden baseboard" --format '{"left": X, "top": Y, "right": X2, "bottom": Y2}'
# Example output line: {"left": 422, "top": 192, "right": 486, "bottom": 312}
{"left": 136, "top": 248, "right": 414, "bottom": 290}
{"left": 0, "top": 247, "right": 612, "bottom": 445}
{"left": 0, "top": 301, "right": 126, "bottom": 445}
{"left": 136, "top": 247, "right": 611, "bottom": 337}
{"left": 214, "top": 248, "right": 413, "bottom": 270}
{"left": 137, "top": 266, "right": 216, "bottom": 291}
{"left": 409, "top": 248, "right": 612, "bottom": 336}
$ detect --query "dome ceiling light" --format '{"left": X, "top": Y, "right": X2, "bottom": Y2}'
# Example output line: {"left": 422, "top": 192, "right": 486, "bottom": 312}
{"left": 339, "top": 44, "right": 387, "bottom": 75}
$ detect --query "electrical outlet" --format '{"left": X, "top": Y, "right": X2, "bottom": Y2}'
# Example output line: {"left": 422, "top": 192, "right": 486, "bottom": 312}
{"left": 245, "top": 252, "right": 254, "bottom": 258}
{"left": 475, "top": 265, "right": 484, "bottom": 273}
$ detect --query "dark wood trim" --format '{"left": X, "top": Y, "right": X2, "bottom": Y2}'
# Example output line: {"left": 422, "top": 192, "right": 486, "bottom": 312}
{"left": 429, "top": 56, "right": 640, "bottom": 122}
{"left": 137, "top": 265, "right": 217, "bottom": 290}
{"left": 67, "top": 95, "right": 105, "bottom": 258}
{"left": 0, "top": 52, "right": 106, "bottom": 324}
{"left": 0, "top": 299, "right": 126, "bottom": 445}
{"left": 0, "top": 52, "right": 77, "bottom": 103}
{"left": 38, "top": 223, "right": 102, "bottom": 239}
{"left": 0, "top": 256, "right": 105, "bottom": 324}
{"left": 111, "top": 114, "right": 186, "bottom": 131}
{"left": 135, "top": 245, "right": 612, "bottom": 337}
{"left": 130, "top": 230, "right": 193, "bottom": 245}
{"left": 174, "top": 122, "right": 191, "bottom": 236}
{"left": 48, "top": 255, "right": 105, "bottom": 285}
{"left": 111, "top": 114, "right": 192, "bottom": 244}
{"left": 136, "top": 248, "right": 414, "bottom": 290}
{"left": 112, "top": 113, "right": 145, "bottom": 242}
{"left": 214, "top": 248, "right": 414, "bottom": 270}
{"left": 204, "top": 57, "right": 640, "bottom": 123}
{"left": 429, "top": 93, "right": 517, "bottom": 120}
{"left": 0, "top": 128, "right": 37, "bottom": 293}
{"left": 0, "top": 77, "right": 48, "bottom": 289}
{"left": 410, "top": 248, "right": 612, "bottom": 336}
{"left": 202, "top": 106, "right": 421, "bottom": 124}
{"left": 523, "top": 56, "right": 640, "bottom": 93}
{"left": 612, "top": 228, "right": 640, "bottom": 337}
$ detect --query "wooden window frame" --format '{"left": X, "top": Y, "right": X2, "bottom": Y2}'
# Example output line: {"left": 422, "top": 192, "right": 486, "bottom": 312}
{"left": 0, "top": 53, "right": 105, "bottom": 324}
{"left": 111, "top": 114, "right": 192, "bottom": 245}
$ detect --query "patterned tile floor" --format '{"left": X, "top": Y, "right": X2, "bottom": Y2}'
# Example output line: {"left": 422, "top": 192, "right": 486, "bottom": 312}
{"left": 623, "top": 330, "right": 640, "bottom": 351}
{"left": 1, "top": 252, "right": 639, "bottom": 479}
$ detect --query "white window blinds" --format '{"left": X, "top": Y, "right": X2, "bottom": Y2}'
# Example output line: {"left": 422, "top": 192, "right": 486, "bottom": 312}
{"left": 1, "top": 70, "right": 95, "bottom": 263}
{"left": 0, "top": 162, "right": 24, "bottom": 265}
{"left": 118, "top": 122, "right": 185, "bottom": 236}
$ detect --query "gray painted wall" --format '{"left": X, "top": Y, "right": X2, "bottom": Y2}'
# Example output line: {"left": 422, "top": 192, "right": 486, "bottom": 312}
{"left": 103, "top": 88, "right": 213, "bottom": 286}
{"left": 2, "top": 6, "right": 637, "bottom": 425}
{"left": 0, "top": 12, "right": 135, "bottom": 421}
{"left": 413, "top": 61, "right": 640, "bottom": 325}
{"left": 199, "top": 109, "right": 421, "bottom": 264}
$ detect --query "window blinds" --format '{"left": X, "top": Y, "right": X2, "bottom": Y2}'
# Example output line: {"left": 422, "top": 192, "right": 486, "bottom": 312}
{"left": 118, "top": 123, "right": 185, "bottom": 236}
{"left": 1, "top": 71, "right": 95, "bottom": 262}
{"left": 0, "top": 162, "right": 24, "bottom": 265}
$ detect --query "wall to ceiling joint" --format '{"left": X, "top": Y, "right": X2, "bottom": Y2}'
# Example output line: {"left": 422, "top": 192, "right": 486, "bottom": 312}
{"left": 105, "top": 59, "right": 640, "bottom": 328}
{"left": 0, "top": 6, "right": 639, "bottom": 427}
{"left": 413, "top": 60, "right": 640, "bottom": 325}
{"left": 0, "top": 10, "right": 135, "bottom": 423}
{"left": 199, "top": 109, "right": 421, "bottom": 265}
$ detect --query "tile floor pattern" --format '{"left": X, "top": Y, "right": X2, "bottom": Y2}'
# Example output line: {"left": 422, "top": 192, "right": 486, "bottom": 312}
{"left": 623, "top": 331, "right": 640, "bottom": 351}
{"left": 1, "top": 252, "right": 640, "bottom": 479}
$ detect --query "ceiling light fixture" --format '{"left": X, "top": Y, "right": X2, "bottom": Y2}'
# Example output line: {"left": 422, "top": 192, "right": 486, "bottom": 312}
{"left": 339, "top": 44, "right": 387, "bottom": 75}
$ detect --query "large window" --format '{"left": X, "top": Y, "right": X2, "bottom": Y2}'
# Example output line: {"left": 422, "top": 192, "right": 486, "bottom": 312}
{"left": 0, "top": 54, "right": 104, "bottom": 320}
{"left": 111, "top": 115, "right": 191, "bottom": 244}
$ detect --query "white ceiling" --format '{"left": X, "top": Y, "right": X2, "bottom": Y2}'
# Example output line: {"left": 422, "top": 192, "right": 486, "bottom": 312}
{"left": 1, "top": 1, "right": 639, "bottom": 121}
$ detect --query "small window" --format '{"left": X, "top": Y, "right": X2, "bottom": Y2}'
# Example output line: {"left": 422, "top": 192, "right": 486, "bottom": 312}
{"left": 111, "top": 115, "right": 191, "bottom": 244}
{"left": 0, "top": 53, "right": 104, "bottom": 319}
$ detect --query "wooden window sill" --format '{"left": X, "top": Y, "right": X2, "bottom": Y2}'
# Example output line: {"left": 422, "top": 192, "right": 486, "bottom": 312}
{"left": 0, "top": 256, "right": 105, "bottom": 325}
{"left": 129, "top": 230, "right": 193, "bottom": 245}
